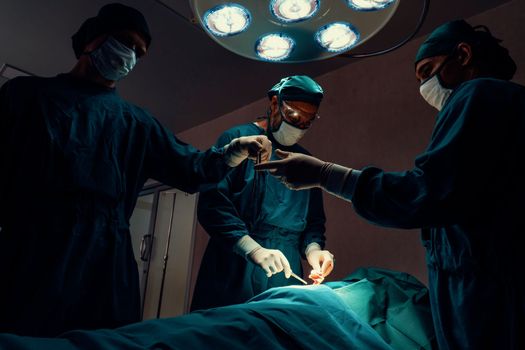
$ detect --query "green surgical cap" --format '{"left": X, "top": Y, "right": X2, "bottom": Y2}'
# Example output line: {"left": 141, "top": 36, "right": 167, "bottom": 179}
{"left": 268, "top": 75, "right": 324, "bottom": 105}
{"left": 415, "top": 20, "right": 478, "bottom": 65}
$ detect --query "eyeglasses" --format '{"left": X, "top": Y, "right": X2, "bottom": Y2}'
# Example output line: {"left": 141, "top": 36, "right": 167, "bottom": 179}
{"left": 279, "top": 100, "right": 320, "bottom": 129}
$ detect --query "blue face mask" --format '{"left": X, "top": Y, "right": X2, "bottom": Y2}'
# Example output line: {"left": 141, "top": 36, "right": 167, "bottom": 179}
{"left": 90, "top": 36, "right": 137, "bottom": 81}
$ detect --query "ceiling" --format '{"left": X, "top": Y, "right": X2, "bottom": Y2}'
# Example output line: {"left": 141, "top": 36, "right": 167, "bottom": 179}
{"left": 0, "top": 0, "right": 509, "bottom": 132}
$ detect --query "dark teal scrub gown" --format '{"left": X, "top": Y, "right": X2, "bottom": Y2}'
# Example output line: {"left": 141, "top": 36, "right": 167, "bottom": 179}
{"left": 191, "top": 123, "right": 326, "bottom": 311}
{"left": 349, "top": 78, "right": 525, "bottom": 350}
{"left": 0, "top": 75, "right": 229, "bottom": 336}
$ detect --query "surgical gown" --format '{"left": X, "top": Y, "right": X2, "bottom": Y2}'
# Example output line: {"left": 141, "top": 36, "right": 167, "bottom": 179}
{"left": 344, "top": 78, "right": 525, "bottom": 350}
{"left": 191, "top": 123, "right": 326, "bottom": 311}
{"left": 0, "top": 74, "right": 229, "bottom": 337}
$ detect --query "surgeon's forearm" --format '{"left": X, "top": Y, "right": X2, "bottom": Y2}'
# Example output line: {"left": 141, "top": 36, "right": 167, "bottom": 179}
{"left": 320, "top": 163, "right": 362, "bottom": 202}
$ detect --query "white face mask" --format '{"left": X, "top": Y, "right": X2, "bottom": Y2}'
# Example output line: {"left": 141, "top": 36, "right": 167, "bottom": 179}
{"left": 272, "top": 120, "right": 307, "bottom": 146}
{"left": 419, "top": 74, "right": 453, "bottom": 111}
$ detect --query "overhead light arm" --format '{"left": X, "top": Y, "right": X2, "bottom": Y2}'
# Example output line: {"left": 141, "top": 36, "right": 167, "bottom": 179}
{"left": 338, "top": 0, "right": 430, "bottom": 58}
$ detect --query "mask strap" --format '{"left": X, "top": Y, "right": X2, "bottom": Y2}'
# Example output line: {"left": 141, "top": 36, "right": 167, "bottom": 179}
{"left": 265, "top": 107, "right": 275, "bottom": 136}
{"left": 267, "top": 96, "right": 285, "bottom": 135}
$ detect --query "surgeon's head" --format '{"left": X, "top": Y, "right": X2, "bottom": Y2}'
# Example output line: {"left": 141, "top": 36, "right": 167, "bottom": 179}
{"left": 71, "top": 3, "right": 151, "bottom": 84}
{"left": 415, "top": 20, "right": 516, "bottom": 111}
{"left": 266, "top": 75, "right": 324, "bottom": 146}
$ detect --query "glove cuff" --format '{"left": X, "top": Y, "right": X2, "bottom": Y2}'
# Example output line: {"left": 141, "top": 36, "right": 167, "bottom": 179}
{"left": 305, "top": 242, "right": 322, "bottom": 257}
{"left": 320, "top": 163, "right": 356, "bottom": 199}
{"left": 233, "top": 235, "right": 262, "bottom": 259}
{"left": 223, "top": 138, "right": 248, "bottom": 167}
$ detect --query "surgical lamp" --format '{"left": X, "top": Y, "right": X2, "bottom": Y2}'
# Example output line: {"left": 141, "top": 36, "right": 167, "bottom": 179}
{"left": 189, "top": 0, "right": 429, "bottom": 63}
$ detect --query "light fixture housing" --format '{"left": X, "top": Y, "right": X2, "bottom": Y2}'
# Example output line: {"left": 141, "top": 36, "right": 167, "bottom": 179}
{"left": 190, "top": 0, "right": 399, "bottom": 63}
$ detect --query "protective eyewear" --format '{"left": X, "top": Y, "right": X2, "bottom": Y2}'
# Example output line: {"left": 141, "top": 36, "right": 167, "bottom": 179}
{"left": 279, "top": 100, "right": 320, "bottom": 130}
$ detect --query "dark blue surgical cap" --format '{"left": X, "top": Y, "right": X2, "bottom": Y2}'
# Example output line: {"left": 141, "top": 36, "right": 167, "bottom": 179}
{"left": 414, "top": 19, "right": 516, "bottom": 80}
{"left": 268, "top": 75, "right": 324, "bottom": 105}
{"left": 415, "top": 20, "right": 477, "bottom": 65}
{"left": 72, "top": 3, "right": 152, "bottom": 58}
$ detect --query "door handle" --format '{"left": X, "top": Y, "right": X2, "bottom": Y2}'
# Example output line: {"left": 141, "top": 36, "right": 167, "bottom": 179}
{"left": 140, "top": 234, "right": 152, "bottom": 261}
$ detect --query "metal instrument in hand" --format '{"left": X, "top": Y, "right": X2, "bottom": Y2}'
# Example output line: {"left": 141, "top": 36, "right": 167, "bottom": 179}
{"left": 290, "top": 271, "right": 308, "bottom": 285}
{"left": 250, "top": 151, "right": 262, "bottom": 230}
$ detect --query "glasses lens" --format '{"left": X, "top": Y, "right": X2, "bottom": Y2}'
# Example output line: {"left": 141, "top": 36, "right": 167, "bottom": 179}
{"left": 281, "top": 101, "right": 318, "bottom": 129}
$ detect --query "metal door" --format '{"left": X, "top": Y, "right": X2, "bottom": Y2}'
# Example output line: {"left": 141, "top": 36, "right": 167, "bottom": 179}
{"left": 129, "top": 182, "right": 198, "bottom": 319}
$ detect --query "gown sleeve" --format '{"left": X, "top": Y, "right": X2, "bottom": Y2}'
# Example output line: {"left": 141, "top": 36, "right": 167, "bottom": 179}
{"left": 0, "top": 82, "right": 8, "bottom": 139}
{"left": 351, "top": 80, "right": 514, "bottom": 229}
{"left": 300, "top": 188, "right": 327, "bottom": 255}
{"left": 197, "top": 130, "right": 251, "bottom": 251}
{"left": 0, "top": 81, "right": 13, "bottom": 209}
{"left": 0, "top": 83, "right": 7, "bottom": 122}
{"left": 145, "top": 117, "right": 230, "bottom": 194}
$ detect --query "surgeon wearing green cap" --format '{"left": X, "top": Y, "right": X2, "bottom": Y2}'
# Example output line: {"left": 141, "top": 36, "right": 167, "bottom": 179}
{"left": 256, "top": 20, "right": 524, "bottom": 349}
{"left": 191, "top": 76, "right": 334, "bottom": 311}
{"left": 0, "top": 3, "right": 271, "bottom": 337}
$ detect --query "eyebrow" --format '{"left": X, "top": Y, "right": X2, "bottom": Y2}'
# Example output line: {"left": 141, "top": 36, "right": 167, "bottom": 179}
{"left": 416, "top": 62, "right": 433, "bottom": 80}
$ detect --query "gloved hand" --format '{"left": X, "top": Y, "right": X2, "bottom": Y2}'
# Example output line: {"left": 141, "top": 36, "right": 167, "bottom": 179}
{"left": 223, "top": 135, "right": 272, "bottom": 167}
{"left": 254, "top": 149, "right": 329, "bottom": 189}
{"left": 306, "top": 248, "right": 334, "bottom": 284}
{"left": 248, "top": 246, "right": 292, "bottom": 278}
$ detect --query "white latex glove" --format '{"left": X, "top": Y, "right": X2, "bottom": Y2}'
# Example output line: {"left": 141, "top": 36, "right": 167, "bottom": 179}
{"left": 248, "top": 247, "right": 292, "bottom": 278}
{"left": 306, "top": 248, "right": 334, "bottom": 284}
{"left": 223, "top": 135, "right": 272, "bottom": 167}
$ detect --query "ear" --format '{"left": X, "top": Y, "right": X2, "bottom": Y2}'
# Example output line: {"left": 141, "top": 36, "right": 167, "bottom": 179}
{"left": 270, "top": 95, "right": 279, "bottom": 110}
{"left": 456, "top": 42, "right": 473, "bottom": 66}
